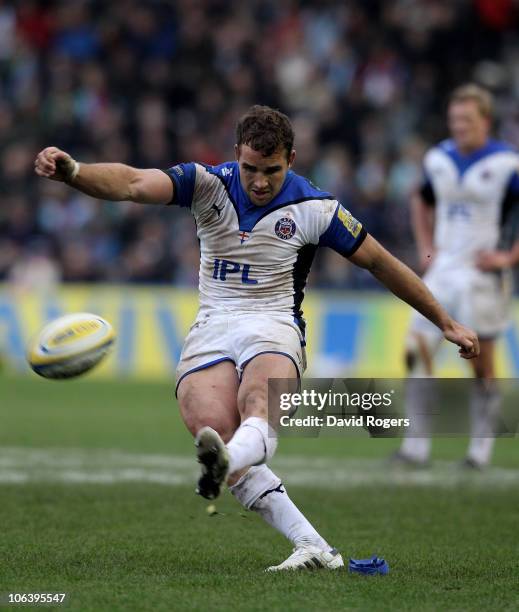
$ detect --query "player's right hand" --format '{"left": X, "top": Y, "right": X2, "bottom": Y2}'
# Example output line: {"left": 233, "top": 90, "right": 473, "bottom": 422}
{"left": 443, "top": 320, "right": 480, "bottom": 360}
{"left": 34, "top": 147, "right": 79, "bottom": 182}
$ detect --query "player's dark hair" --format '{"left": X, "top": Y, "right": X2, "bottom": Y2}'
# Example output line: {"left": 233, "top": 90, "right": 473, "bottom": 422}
{"left": 236, "top": 105, "right": 294, "bottom": 159}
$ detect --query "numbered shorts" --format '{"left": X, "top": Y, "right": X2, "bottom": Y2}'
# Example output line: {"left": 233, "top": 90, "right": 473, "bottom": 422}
{"left": 410, "top": 266, "right": 511, "bottom": 343}
{"left": 175, "top": 311, "right": 307, "bottom": 394}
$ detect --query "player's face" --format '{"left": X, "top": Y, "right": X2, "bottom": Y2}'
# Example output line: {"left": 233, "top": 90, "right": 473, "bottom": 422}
{"left": 448, "top": 100, "right": 490, "bottom": 153}
{"left": 235, "top": 144, "right": 296, "bottom": 206}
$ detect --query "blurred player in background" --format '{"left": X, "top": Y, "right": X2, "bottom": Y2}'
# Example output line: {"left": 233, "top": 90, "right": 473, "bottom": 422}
{"left": 396, "top": 84, "right": 519, "bottom": 469}
{"left": 35, "top": 106, "right": 479, "bottom": 571}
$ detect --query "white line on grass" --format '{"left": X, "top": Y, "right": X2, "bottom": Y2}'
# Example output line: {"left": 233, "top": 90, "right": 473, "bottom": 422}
{"left": 0, "top": 447, "right": 518, "bottom": 489}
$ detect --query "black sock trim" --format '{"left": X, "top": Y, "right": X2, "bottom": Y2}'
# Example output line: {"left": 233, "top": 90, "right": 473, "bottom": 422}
{"left": 258, "top": 483, "right": 285, "bottom": 500}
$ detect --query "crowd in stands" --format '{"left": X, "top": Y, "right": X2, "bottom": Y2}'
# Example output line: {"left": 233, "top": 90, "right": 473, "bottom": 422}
{"left": 1, "top": 0, "right": 519, "bottom": 290}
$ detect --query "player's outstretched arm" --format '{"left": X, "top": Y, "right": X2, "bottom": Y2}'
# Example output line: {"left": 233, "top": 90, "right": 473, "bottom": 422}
{"left": 34, "top": 146, "right": 174, "bottom": 205}
{"left": 349, "top": 234, "right": 480, "bottom": 359}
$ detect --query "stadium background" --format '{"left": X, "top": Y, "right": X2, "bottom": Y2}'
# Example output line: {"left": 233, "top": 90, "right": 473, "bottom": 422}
{"left": 2, "top": 0, "right": 519, "bottom": 376}
{"left": 2, "top": 2, "right": 519, "bottom": 611}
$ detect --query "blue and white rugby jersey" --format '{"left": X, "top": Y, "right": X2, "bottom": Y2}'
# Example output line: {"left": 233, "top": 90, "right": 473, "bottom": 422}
{"left": 163, "top": 161, "right": 366, "bottom": 321}
{"left": 421, "top": 139, "right": 519, "bottom": 269}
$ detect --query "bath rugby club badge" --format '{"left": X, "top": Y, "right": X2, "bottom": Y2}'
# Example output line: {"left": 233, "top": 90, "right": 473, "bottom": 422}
{"left": 275, "top": 217, "right": 296, "bottom": 240}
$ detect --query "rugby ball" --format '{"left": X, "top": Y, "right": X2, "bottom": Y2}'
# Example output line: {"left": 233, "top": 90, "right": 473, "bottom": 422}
{"left": 27, "top": 313, "right": 115, "bottom": 379}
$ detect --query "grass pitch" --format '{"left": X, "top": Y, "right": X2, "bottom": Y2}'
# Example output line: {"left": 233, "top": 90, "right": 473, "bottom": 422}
{"left": 1, "top": 376, "right": 518, "bottom": 611}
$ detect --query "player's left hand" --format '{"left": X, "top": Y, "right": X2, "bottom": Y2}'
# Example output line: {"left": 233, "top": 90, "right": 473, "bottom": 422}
{"left": 476, "top": 250, "right": 511, "bottom": 271}
{"left": 443, "top": 321, "right": 480, "bottom": 360}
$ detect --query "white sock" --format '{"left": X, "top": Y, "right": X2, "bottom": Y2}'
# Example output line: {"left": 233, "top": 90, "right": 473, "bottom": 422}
{"left": 467, "top": 381, "right": 501, "bottom": 466}
{"left": 400, "top": 436, "right": 431, "bottom": 463}
{"left": 230, "top": 465, "right": 330, "bottom": 551}
{"left": 227, "top": 417, "right": 275, "bottom": 474}
{"left": 400, "top": 377, "right": 434, "bottom": 462}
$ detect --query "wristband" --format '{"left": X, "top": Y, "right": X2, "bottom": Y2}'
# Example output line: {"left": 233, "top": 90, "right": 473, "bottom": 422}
{"left": 69, "top": 160, "right": 80, "bottom": 181}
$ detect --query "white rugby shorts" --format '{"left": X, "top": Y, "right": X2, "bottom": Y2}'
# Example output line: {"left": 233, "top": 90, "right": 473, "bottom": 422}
{"left": 176, "top": 310, "right": 307, "bottom": 393}
{"left": 410, "top": 264, "right": 511, "bottom": 342}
